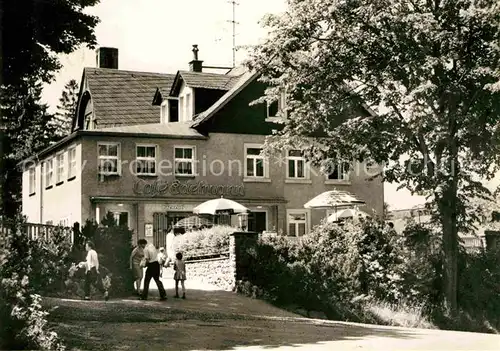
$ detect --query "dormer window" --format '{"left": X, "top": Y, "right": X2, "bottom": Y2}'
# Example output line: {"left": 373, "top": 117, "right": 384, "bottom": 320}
{"left": 266, "top": 89, "right": 287, "bottom": 122}
{"left": 161, "top": 98, "right": 180, "bottom": 123}
{"left": 168, "top": 99, "right": 179, "bottom": 122}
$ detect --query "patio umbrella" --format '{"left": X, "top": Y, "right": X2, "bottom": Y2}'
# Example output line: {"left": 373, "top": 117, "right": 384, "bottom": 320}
{"left": 327, "top": 208, "right": 370, "bottom": 222}
{"left": 173, "top": 216, "right": 213, "bottom": 229}
{"left": 193, "top": 196, "right": 249, "bottom": 215}
{"left": 304, "top": 189, "right": 365, "bottom": 209}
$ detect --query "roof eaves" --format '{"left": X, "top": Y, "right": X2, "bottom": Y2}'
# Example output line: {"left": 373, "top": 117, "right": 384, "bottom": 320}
{"left": 83, "top": 130, "right": 208, "bottom": 140}
{"left": 17, "top": 131, "right": 81, "bottom": 167}
{"left": 169, "top": 71, "right": 183, "bottom": 97}
{"left": 191, "top": 70, "right": 259, "bottom": 128}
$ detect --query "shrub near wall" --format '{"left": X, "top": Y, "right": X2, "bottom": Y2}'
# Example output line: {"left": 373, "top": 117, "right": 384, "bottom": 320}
{"left": 67, "top": 213, "right": 135, "bottom": 297}
{"left": 244, "top": 219, "right": 425, "bottom": 323}
{"left": 173, "top": 225, "right": 233, "bottom": 257}
{"left": 0, "top": 215, "right": 66, "bottom": 350}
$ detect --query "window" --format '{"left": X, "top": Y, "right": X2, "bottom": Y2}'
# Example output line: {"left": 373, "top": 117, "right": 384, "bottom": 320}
{"left": 68, "top": 147, "right": 77, "bottom": 179}
{"left": 287, "top": 210, "right": 308, "bottom": 236}
{"left": 56, "top": 153, "right": 65, "bottom": 184}
{"left": 245, "top": 145, "right": 267, "bottom": 178}
{"left": 85, "top": 112, "right": 95, "bottom": 130}
{"left": 113, "top": 211, "right": 129, "bottom": 227}
{"left": 287, "top": 150, "right": 306, "bottom": 179}
{"left": 325, "top": 161, "right": 350, "bottom": 182}
{"left": 136, "top": 145, "right": 157, "bottom": 175}
{"left": 28, "top": 167, "right": 36, "bottom": 195}
{"left": 174, "top": 146, "right": 195, "bottom": 176}
{"left": 168, "top": 98, "right": 179, "bottom": 122}
{"left": 45, "top": 158, "right": 54, "bottom": 188}
{"left": 266, "top": 90, "right": 287, "bottom": 120}
{"left": 98, "top": 143, "right": 120, "bottom": 175}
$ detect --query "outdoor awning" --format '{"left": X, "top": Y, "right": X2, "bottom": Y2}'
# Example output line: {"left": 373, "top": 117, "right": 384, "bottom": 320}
{"left": 304, "top": 189, "right": 365, "bottom": 209}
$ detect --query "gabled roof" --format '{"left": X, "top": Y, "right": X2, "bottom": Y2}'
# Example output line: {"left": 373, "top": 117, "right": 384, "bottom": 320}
{"left": 169, "top": 71, "right": 241, "bottom": 96}
{"left": 191, "top": 70, "right": 259, "bottom": 128}
{"left": 83, "top": 67, "right": 175, "bottom": 128}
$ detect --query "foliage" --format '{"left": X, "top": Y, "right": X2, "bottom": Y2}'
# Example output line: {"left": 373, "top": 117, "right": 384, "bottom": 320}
{"left": 173, "top": 225, "right": 234, "bottom": 257}
{"left": 0, "top": 215, "right": 66, "bottom": 350}
{"left": 2, "top": 0, "right": 100, "bottom": 87}
{"left": 1, "top": 0, "right": 99, "bottom": 223}
{"left": 243, "top": 217, "right": 500, "bottom": 332}
{"left": 54, "top": 79, "right": 80, "bottom": 137}
{"left": 0, "top": 82, "right": 60, "bottom": 218}
{"left": 75, "top": 212, "right": 135, "bottom": 296}
{"left": 246, "top": 0, "right": 500, "bottom": 314}
{"left": 245, "top": 219, "right": 404, "bottom": 321}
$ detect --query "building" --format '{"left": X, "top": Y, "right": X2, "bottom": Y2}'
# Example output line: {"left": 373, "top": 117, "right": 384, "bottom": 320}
{"left": 20, "top": 45, "right": 384, "bottom": 245}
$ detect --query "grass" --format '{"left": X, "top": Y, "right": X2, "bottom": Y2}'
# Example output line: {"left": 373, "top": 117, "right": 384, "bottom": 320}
{"left": 363, "top": 300, "right": 435, "bottom": 329}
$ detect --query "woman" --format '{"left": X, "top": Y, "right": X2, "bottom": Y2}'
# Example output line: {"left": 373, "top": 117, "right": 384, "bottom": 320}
{"left": 129, "top": 242, "right": 145, "bottom": 296}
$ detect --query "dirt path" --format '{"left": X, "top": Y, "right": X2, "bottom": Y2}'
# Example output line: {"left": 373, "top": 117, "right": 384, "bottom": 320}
{"left": 45, "top": 274, "right": 500, "bottom": 350}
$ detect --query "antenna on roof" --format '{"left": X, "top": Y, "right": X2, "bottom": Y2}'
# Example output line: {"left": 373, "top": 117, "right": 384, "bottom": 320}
{"left": 227, "top": 0, "right": 240, "bottom": 67}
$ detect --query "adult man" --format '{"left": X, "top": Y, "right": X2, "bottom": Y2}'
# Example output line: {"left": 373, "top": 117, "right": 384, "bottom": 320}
{"left": 138, "top": 239, "right": 167, "bottom": 301}
{"left": 79, "top": 241, "right": 108, "bottom": 301}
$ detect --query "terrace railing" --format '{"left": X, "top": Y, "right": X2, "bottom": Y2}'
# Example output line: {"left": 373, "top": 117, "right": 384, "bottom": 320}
{"left": 0, "top": 220, "right": 74, "bottom": 248}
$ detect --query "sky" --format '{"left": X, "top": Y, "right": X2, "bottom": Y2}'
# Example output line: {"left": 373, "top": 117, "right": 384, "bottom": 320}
{"left": 41, "top": 0, "right": 426, "bottom": 211}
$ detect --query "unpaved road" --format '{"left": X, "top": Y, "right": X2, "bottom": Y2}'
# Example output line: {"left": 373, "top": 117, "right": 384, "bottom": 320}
{"left": 44, "top": 273, "right": 500, "bottom": 350}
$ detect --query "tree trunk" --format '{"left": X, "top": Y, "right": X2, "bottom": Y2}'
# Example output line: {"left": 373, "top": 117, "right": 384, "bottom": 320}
{"left": 438, "top": 164, "right": 459, "bottom": 317}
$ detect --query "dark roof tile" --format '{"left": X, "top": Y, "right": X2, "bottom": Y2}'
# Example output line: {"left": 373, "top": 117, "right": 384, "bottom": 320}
{"left": 178, "top": 71, "right": 240, "bottom": 91}
{"left": 84, "top": 67, "right": 175, "bottom": 128}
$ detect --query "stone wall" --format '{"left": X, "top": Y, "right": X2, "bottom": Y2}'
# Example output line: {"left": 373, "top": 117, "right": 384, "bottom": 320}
{"left": 184, "top": 231, "right": 259, "bottom": 291}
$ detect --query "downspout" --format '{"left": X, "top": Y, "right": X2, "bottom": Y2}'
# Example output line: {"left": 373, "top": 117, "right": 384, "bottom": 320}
{"left": 39, "top": 161, "right": 44, "bottom": 223}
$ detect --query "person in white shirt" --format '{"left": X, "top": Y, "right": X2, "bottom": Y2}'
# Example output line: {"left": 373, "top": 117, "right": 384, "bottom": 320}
{"left": 138, "top": 239, "right": 167, "bottom": 301}
{"left": 79, "top": 241, "right": 108, "bottom": 301}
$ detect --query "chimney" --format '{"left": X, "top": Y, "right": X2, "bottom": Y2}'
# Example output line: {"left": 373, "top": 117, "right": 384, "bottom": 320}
{"left": 188, "top": 44, "right": 203, "bottom": 72}
{"left": 96, "top": 47, "right": 119, "bottom": 69}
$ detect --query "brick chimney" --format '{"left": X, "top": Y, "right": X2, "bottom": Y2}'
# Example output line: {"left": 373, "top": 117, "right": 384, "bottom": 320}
{"left": 188, "top": 44, "right": 203, "bottom": 72}
{"left": 96, "top": 47, "right": 119, "bottom": 69}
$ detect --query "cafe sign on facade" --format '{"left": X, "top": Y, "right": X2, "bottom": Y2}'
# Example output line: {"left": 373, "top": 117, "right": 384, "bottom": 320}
{"left": 133, "top": 179, "right": 245, "bottom": 197}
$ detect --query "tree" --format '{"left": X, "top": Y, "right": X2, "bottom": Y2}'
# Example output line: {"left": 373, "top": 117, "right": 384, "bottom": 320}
{"left": 1, "top": 82, "right": 59, "bottom": 219}
{"left": 2, "top": 0, "right": 100, "bottom": 86}
{"left": 0, "top": 0, "right": 100, "bottom": 217}
{"left": 54, "top": 79, "right": 80, "bottom": 137}
{"left": 246, "top": 0, "right": 500, "bottom": 315}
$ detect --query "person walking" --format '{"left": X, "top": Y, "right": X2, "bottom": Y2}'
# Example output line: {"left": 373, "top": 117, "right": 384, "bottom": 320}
{"left": 173, "top": 252, "right": 187, "bottom": 299}
{"left": 129, "top": 243, "right": 145, "bottom": 296}
{"left": 78, "top": 241, "right": 109, "bottom": 301}
{"left": 157, "top": 247, "right": 167, "bottom": 278}
{"left": 138, "top": 239, "right": 167, "bottom": 301}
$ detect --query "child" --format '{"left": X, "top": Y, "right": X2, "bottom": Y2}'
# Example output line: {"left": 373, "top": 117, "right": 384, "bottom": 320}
{"left": 157, "top": 247, "right": 167, "bottom": 278}
{"left": 173, "top": 252, "right": 186, "bottom": 299}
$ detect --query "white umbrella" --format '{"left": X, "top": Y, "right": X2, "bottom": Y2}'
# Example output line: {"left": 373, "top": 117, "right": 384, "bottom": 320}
{"left": 304, "top": 189, "right": 365, "bottom": 209}
{"left": 327, "top": 208, "right": 370, "bottom": 222}
{"left": 193, "top": 196, "right": 249, "bottom": 215}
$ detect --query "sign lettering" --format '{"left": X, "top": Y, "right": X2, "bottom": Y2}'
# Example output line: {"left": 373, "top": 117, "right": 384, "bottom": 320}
{"left": 133, "top": 179, "right": 245, "bottom": 197}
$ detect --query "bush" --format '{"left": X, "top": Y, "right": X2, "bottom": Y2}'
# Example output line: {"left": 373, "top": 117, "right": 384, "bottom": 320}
{"left": 173, "top": 225, "right": 234, "bottom": 257}
{"left": 245, "top": 218, "right": 421, "bottom": 322}
{"left": 0, "top": 215, "right": 66, "bottom": 350}
{"left": 73, "top": 212, "right": 135, "bottom": 297}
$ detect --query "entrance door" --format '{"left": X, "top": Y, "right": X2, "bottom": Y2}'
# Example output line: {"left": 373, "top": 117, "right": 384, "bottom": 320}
{"left": 248, "top": 211, "right": 267, "bottom": 233}
{"left": 152, "top": 212, "right": 191, "bottom": 248}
